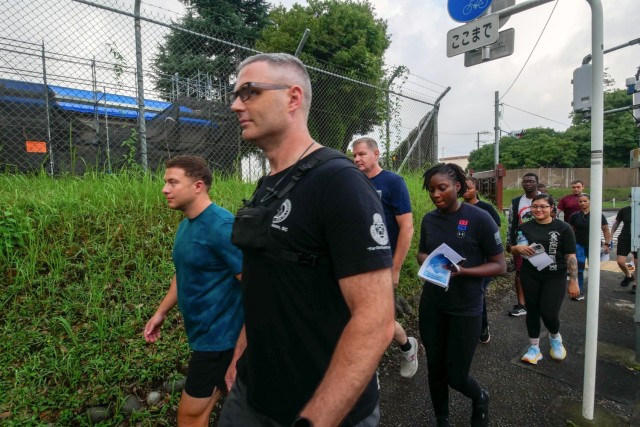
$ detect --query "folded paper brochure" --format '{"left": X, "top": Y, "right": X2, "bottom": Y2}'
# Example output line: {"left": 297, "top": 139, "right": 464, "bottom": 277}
{"left": 418, "top": 243, "right": 466, "bottom": 290}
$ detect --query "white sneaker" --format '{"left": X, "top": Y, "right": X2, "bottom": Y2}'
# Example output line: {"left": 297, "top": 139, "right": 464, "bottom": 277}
{"left": 550, "top": 337, "right": 567, "bottom": 360}
{"left": 522, "top": 345, "right": 543, "bottom": 365}
{"left": 400, "top": 337, "right": 419, "bottom": 378}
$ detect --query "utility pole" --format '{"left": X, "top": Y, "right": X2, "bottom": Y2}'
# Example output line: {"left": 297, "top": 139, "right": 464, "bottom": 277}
{"left": 477, "top": 131, "right": 491, "bottom": 150}
{"left": 494, "top": 91, "right": 500, "bottom": 166}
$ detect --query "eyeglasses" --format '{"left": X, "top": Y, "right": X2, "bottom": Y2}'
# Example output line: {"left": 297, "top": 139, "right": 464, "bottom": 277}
{"left": 522, "top": 179, "right": 537, "bottom": 184}
{"left": 232, "top": 82, "right": 290, "bottom": 102}
{"left": 531, "top": 205, "right": 551, "bottom": 210}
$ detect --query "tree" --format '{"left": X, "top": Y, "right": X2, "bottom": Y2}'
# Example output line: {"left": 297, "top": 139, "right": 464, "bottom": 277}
{"left": 568, "top": 88, "right": 637, "bottom": 166}
{"left": 153, "top": 0, "right": 271, "bottom": 99}
{"left": 256, "top": 0, "right": 391, "bottom": 152}
{"left": 468, "top": 89, "right": 639, "bottom": 170}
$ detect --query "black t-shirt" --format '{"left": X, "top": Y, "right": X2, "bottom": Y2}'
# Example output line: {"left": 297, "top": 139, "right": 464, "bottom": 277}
{"left": 518, "top": 219, "right": 576, "bottom": 275}
{"left": 569, "top": 211, "right": 607, "bottom": 247}
{"left": 418, "top": 203, "right": 504, "bottom": 316}
{"left": 616, "top": 206, "right": 631, "bottom": 242}
{"left": 236, "top": 148, "right": 393, "bottom": 426}
{"left": 471, "top": 200, "right": 501, "bottom": 226}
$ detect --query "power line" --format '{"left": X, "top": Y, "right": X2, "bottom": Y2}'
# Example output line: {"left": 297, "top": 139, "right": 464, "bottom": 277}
{"left": 502, "top": 103, "right": 571, "bottom": 127}
{"left": 499, "top": 0, "right": 559, "bottom": 101}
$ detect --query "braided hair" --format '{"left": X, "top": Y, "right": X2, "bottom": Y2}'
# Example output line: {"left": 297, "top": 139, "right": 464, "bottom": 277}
{"left": 422, "top": 163, "right": 468, "bottom": 197}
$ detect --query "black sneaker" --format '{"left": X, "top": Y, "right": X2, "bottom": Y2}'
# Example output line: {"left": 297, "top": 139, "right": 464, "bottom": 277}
{"left": 471, "top": 389, "right": 490, "bottom": 427}
{"left": 621, "top": 275, "right": 634, "bottom": 287}
{"left": 508, "top": 304, "right": 526, "bottom": 317}
{"left": 436, "top": 415, "right": 450, "bottom": 427}
{"left": 479, "top": 327, "right": 490, "bottom": 344}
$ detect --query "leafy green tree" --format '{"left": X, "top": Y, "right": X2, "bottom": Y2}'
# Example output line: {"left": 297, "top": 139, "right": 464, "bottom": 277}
{"left": 256, "top": 0, "right": 391, "bottom": 152}
{"left": 570, "top": 88, "right": 638, "bottom": 166}
{"left": 468, "top": 89, "right": 638, "bottom": 170}
{"left": 153, "top": 0, "right": 271, "bottom": 98}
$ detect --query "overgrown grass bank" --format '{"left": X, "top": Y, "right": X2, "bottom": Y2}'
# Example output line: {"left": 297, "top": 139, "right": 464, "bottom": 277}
{"left": 1, "top": 171, "right": 255, "bottom": 425}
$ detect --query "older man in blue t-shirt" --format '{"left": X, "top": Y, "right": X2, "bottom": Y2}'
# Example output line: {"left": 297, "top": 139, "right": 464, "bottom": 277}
{"left": 353, "top": 137, "right": 419, "bottom": 379}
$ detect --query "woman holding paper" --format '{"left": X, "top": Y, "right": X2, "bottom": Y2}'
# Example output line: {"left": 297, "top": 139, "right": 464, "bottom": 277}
{"left": 417, "top": 163, "right": 506, "bottom": 427}
{"left": 511, "top": 194, "right": 579, "bottom": 366}
{"left": 569, "top": 193, "right": 611, "bottom": 300}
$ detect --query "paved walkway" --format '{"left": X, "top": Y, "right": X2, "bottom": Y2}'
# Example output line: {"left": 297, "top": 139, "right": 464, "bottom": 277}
{"left": 379, "top": 258, "right": 640, "bottom": 426}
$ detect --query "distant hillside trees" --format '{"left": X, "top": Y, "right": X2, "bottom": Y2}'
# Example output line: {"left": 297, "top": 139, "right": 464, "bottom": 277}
{"left": 468, "top": 88, "right": 638, "bottom": 171}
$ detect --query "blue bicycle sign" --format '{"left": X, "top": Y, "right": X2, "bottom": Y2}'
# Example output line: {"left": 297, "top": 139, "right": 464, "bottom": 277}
{"left": 448, "top": 0, "right": 493, "bottom": 23}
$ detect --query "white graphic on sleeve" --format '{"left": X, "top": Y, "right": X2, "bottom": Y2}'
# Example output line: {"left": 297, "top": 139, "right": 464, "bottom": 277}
{"left": 370, "top": 213, "right": 389, "bottom": 246}
{"left": 547, "top": 230, "right": 561, "bottom": 271}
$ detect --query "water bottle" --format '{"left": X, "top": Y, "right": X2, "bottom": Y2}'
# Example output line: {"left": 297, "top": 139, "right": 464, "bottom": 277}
{"left": 516, "top": 231, "right": 529, "bottom": 246}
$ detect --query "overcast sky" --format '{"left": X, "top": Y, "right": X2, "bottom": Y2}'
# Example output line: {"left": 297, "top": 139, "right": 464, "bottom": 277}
{"left": 151, "top": 0, "right": 639, "bottom": 159}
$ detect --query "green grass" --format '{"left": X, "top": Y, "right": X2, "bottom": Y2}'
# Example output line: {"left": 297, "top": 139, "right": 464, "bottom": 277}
{"left": 0, "top": 170, "right": 255, "bottom": 425}
{"left": 3, "top": 169, "right": 596, "bottom": 425}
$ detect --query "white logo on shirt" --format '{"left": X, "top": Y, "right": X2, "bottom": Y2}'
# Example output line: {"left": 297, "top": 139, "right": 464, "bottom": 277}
{"left": 273, "top": 199, "right": 292, "bottom": 224}
{"left": 370, "top": 213, "right": 389, "bottom": 245}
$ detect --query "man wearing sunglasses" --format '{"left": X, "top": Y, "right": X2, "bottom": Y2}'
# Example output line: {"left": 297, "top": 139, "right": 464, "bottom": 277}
{"left": 219, "top": 53, "right": 395, "bottom": 427}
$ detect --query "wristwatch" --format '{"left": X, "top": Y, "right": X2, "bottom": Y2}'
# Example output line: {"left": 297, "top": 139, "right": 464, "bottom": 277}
{"left": 292, "top": 417, "right": 314, "bottom": 427}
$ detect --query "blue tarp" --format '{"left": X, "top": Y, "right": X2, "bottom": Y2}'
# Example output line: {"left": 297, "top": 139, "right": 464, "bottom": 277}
{"left": 0, "top": 78, "right": 215, "bottom": 126}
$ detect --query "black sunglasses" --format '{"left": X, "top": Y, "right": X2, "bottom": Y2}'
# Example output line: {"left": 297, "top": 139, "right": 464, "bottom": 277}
{"left": 231, "top": 82, "right": 290, "bottom": 102}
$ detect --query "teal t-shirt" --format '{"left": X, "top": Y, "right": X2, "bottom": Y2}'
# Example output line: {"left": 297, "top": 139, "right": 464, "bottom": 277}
{"left": 173, "top": 203, "right": 244, "bottom": 351}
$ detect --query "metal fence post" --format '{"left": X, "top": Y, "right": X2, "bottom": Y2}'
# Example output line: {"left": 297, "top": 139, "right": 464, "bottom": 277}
{"left": 41, "top": 41, "right": 54, "bottom": 175}
{"left": 134, "top": 0, "right": 147, "bottom": 170}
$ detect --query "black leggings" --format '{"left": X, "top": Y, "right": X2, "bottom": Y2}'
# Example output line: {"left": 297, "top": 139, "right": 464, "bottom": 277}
{"left": 520, "top": 270, "right": 566, "bottom": 338}
{"left": 419, "top": 292, "right": 483, "bottom": 417}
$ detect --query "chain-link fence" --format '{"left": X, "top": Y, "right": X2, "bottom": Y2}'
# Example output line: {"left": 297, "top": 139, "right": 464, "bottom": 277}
{"left": 0, "top": 0, "right": 447, "bottom": 178}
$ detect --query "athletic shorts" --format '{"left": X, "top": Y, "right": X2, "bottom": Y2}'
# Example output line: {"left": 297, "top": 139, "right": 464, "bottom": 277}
{"left": 184, "top": 349, "right": 234, "bottom": 398}
{"left": 617, "top": 239, "right": 638, "bottom": 259}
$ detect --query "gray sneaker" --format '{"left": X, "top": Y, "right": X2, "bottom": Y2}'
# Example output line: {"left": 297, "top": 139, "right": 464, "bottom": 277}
{"left": 508, "top": 304, "right": 527, "bottom": 317}
{"left": 400, "top": 337, "right": 419, "bottom": 378}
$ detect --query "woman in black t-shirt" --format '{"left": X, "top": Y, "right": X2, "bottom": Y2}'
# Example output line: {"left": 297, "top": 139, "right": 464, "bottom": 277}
{"left": 569, "top": 193, "right": 611, "bottom": 299}
{"left": 511, "top": 194, "right": 579, "bottom": 366}
{"left": 417, "top": 163, "right": 506, "bottom": 427}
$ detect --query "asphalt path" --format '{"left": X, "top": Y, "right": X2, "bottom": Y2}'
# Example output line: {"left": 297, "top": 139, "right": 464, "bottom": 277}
{"left": 378, "top": 258, "right": 640, "bottom": 426}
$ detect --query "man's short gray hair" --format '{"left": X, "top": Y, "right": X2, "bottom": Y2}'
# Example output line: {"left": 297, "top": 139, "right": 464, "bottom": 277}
{"left": 238, "top": 53, "right": 312, "bottom": 116}
{"left": 352, "top": 137, "right": 379, "bottom": 151}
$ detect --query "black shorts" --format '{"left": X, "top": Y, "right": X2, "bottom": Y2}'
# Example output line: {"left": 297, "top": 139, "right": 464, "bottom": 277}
{"left": 617, "top": 239, "right": 638, "bottom": 258}
{"left": 184, "top": 349, "right": 234, "bottom": 398}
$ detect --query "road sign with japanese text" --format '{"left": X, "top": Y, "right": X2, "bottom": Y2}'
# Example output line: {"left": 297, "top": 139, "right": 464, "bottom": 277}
{"left": 448, "top": 0, "right": 494, "bottom": 23}
{"left": 446, "top": 14, "right": 499, "bottom": 58}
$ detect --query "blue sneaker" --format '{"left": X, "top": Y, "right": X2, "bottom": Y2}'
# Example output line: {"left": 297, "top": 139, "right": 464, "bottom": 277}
{"left": 521, "top": 345, "right": 542, "bottom": 364}
{"left": 550, "top": 337, "right": 567, "bottom": 360}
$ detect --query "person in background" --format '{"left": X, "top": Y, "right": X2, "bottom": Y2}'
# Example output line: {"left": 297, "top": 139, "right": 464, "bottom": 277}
{"left": 506, "top": 173, "right": 540, "bottom": 317}
{"left": 463, "top": 177, "right": 501, "bottom": 344}
{"left": 352, "top": 137, "right": 419, "bottom": 378}
{"left": 557, "top": 179, "right": 584, "bottom": 222}
{"left": 611, "top": 203, "right": 637, "bottom": 292}
{"left": 220, "top": 53, "right": 395, "bottom": 427}
{"left": 417, "top": 163, "right": 506, "bottom": 427}
{"left": 511, "top": 194, "right": 579, "bottom": 365}
{"left": 144, "top": 155, "right": 244, "bottom": 427}
{"left": 537, "top": 183, "right": 557, "bottom": 218}
{"left": 569, "top": 193, "right": 611, "bottom": 301}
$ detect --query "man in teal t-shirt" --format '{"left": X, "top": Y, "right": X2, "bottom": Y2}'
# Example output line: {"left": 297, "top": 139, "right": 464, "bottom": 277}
{"left": 144, "top": 155, "right": 243, "bottom": 426}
